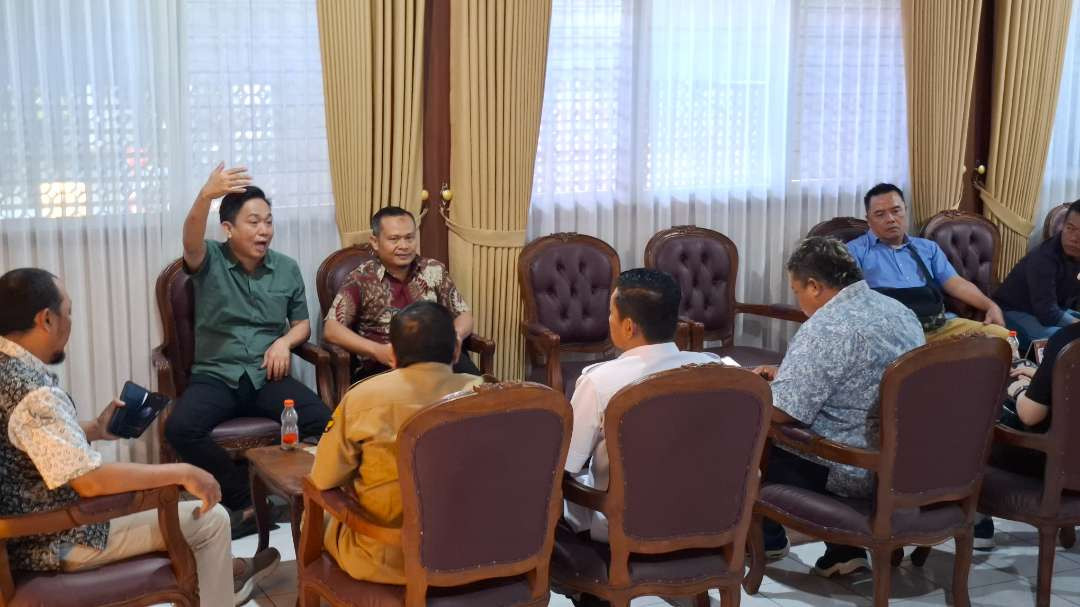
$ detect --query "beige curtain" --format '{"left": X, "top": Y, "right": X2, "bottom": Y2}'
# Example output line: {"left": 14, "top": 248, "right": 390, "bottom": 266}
{"left": 448, "top": 0, "right": 552, "bottom": 380}
{"left": 980, "top": 0, "right": 1072, "bottom": 275}
{"left": 901, "top": 0, "right": 983, "bottom": 225}
{"left": 316, "top": 0, "right": 425, "bottom": 245}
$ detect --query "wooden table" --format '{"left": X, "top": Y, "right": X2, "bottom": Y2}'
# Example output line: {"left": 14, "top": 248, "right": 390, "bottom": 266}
{"left": 246, "top": 445, "right": 315, "bottom": 553}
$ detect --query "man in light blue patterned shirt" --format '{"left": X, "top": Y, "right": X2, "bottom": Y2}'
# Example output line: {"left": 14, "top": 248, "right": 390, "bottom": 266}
{"left": 753, "top": 237, "right": 925, "bottom": 578}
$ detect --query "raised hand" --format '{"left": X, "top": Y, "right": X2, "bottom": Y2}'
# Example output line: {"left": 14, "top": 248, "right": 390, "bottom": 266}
{"left": 198, "top": 162, "right": 252, "bottom": 201}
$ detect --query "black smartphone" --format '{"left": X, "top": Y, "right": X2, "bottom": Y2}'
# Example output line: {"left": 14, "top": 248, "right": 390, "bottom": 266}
{"left": 106, "top": 381, "right": 169, "bottom": 439}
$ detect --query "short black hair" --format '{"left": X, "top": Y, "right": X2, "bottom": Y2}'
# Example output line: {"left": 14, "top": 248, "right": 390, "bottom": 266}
{"left": 0, "top": 268, "right": 62, "bottom": 335}
{"left": 220, "top": 186, "right": 270, "bottom": 224}
{"left": 389, "top": 301, "right": 457, "bottom": 367}
{"left": 863, "top": 183, "right": 905, "bottom": 211}
{"left": 786, "top": 236, "right": 864, "bottom": 290}
{"left": 371, "top": 206, "right": 416, "bottom": 236}
{"left": 1068, "top": 199, "right": 1080, "bottom": 221}
{"left": 613, "top": 268, "right": 681, "bottom": 343}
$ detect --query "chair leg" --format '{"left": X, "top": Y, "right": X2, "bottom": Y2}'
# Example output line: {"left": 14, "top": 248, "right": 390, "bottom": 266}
{"left": 1061, "top": 526, "right": 1076, "bottom": 549}
{"left": 1037, "top": 526, "right": 1058, "bottom": 607}
{"left": 870, "top": 547, "right": 894, "bottom": 607}
{"left": 694, "top": 590, "right": 712, "bottom": 606}
{"left": 952, "top": 532, "right": 974, "bottom": 607}
{"left": 719, "top": 585, "right": 740, "bottom": 607}
{"left": 911, "top": 546, "right": 931, "bottom": 567}
{"left": 299, "top": 584, "right": 320, "bottom": 607}
{"left": 743, "top": 513, "right": 766, "bottom": 595}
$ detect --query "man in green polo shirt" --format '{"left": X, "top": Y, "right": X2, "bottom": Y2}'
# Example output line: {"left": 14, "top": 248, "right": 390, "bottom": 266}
{"left": 164, "top": 163, "right": 331, "bottom": 537}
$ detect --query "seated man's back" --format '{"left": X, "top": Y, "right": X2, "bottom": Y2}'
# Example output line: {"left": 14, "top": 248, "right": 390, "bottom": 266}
{"left": 565, "top": 268, "right": 729, "bottom": 541}
{"left": 310, "top": 301, "right": 482, "bottom": 584}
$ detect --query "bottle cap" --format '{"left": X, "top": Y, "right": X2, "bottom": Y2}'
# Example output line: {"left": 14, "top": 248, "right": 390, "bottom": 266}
{"left": 1008, "top": 331, "right": 1017, "bottom": 337}
{"left": 284, "top": 399, "right": 295, "bottom": 407}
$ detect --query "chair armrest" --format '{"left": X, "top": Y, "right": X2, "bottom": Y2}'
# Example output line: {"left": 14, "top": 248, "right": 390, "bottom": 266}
{"left": 321, "top": 341, "right": 354, "bottom": 404}
{"left": 769, "top": 423, "right": 880, "bottom": 470}
{"left": 520, "top": 321, "right": 564, "bottom": 392}
{"left": 152, "top": 346, "right": 176, "bottom": 398}
{"left": 993, "top": 424, "right": 1051, "bottom": 453}
{"left": 463, "top": 334, "right": 497, "bottom": 377}
{"left": 301, "top": 477, "right": 401, "bottom": 547}
{"left": 0, "top": 486, "right": 182, "bottom": 540}
{"left": 736, "top": 303, "right": 808, "bottom": 324}
{"left": 293, "top": 342, "right": 335, "bottom": 409}
{"left": 562, "top": 475, "right": 610, "bottom": 514}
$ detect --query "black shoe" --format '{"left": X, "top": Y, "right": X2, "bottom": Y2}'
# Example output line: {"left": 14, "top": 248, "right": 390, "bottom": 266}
{"left": 228, "top": 508, "right": 279, "bottom": 540}
{"left": 812, "top": 545, "right": 869, "bottom": 578}
{"left": 570, "top": 594, "right": 610, "bottom": 607}
{"left": 974, "top": 516, "right": 995, "bottom": 551}
{"left": 764, "top": 533, "right": 791, "bottom": 560}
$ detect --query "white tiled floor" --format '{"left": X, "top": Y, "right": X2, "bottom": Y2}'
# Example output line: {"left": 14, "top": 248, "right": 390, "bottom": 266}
{"left": 235, "top": 519, "right": 1080, "bottom": 606}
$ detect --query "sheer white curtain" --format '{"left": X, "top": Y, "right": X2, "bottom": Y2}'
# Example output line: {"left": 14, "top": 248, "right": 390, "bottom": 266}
{"left": 0, "top": 0, "right": 337, "bottom": 463}
{"left": 530, "top": 0, "right": 909, "bottom": 348}
{"left": 1036, "top": 0, "right": 1080, "bottom": 246}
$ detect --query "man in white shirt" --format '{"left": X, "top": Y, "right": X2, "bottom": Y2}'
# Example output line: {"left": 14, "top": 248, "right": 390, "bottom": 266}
{"left": 564, "top": 268, "right": 725, "bottom": 542}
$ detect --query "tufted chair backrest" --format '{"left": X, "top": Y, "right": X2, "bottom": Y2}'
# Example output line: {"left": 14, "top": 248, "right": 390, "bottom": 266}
{"left": 644, "top": 226, "right": 739, "bottom": 342}
{"left": 518, "top": 234, "right": 620, "bottom": 346}
{"left": 920, "top": 211, "right": 999, "bottom": 318}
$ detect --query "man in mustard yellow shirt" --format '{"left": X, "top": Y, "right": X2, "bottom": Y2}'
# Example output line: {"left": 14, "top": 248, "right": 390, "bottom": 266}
{"left": 309, "top": 300, "right": 482, "bottom": 583}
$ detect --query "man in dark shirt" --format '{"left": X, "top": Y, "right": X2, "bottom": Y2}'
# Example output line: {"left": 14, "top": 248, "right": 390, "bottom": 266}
{"left": 994, "top": 200, "right": 1080, "bottom": 351}
{"left": 1007, "top": 321, "right": 1080, "bottom": 431}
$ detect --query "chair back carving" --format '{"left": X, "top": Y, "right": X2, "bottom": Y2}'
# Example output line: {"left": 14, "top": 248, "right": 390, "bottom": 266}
{"left": 920, "top": 210, "right": 1000, "bottom": 317}
{"left": 397, "top": 382, "right": 571, "bottom": 596}
{"left": 874, "top": 337, "right": 1010, "bottom": 523}
{"left": 155, "top": 259, "right": 197, "bottom": 396}
{"left": 806, "top": 217, "right": 869, "bottom": 243}
{"left": 1045, "top": 202, "right": 1073, "bottom": 241}
{"left": 315, "top": 244, "right": 377, "bottom": 318}
{"left": 518, "top": 233, "right": 619, "bottom": 347}
{"left": 645, "top": 226, "right": 738, "bottom": 341}
{"left": 603, "top": 365, "right": 770, "bottom": 567}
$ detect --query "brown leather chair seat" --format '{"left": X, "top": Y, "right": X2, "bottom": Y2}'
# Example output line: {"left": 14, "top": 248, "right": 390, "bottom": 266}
{"left": 11, "top": 554, "right": 179, "bottom": 607}
{"left": 302, "top": 554, "right": 537, "bottom": 607}
{"left": 759, "top": 484, "right": 967, "bottom": 538}
{"left": 551, "top": 525, "right": 729, "bottom": 586}
{"left": 980, "top": 467, "right": 1080, "bottom": 521}
{"left": 208, "top": 417, "right": 281, "bottom": 443}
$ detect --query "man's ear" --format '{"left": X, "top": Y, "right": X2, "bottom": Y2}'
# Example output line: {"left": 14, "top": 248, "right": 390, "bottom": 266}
{"left": 622, "top": 316, "right": 636, "bottom": 340}
{"left": 36, "top": 308, "right": 52, "bottom": 333}
{"left": 388, "top": 345, "right": 399, "bottom": 369}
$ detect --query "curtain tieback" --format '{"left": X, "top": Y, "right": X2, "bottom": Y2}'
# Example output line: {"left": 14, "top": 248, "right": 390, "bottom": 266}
{"left": 976, "top": 183, "right": 1036, "bottom": 236}
{"left": 441, "top": 208, "right": 526, "bottom": 248}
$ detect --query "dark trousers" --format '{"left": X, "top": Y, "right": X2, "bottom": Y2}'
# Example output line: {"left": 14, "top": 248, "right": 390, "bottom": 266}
{"left": 164, "top": 373, "right": 331, "bottom": 510}
{"left": 352, "top": 355, "right": 482, "bottom": 383}
{"left": 763, "top": 445, "right": 860, "bottom": 554}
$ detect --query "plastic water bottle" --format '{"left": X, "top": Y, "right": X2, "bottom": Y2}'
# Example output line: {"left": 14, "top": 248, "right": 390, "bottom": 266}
{"left": 1007, "top": 330, "right": 1021, "bottom": 360}
{"left": 280, "top": 399, "right": 299, "bottom": 450}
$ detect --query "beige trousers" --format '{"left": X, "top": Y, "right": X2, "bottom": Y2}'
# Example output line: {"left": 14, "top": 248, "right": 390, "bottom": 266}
{"left": 61, "top": 501, "right": 232, "bottom": 607}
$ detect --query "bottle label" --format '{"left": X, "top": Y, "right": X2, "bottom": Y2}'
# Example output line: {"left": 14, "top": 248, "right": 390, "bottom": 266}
{"left": 282, "top": 433, "right": 298, "bottom": 445}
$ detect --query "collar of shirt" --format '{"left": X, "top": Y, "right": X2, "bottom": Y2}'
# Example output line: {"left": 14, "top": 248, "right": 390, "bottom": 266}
{"left": 374, "top": 258, "right": 420, "bottom": 283}
{"left": 616, "top": 342, "right": 681, "bottom": 362}
{"left": 866, "top": 231, "right": 910, "bottom": 250}
{"left": 222, "top": 241, "right": 275, "bottom": 271}
{"left": 0, "top": 335, "right": 56, "bottom": 383}
{"left": 815, "top": 280, "right": 870, "bottom": 318}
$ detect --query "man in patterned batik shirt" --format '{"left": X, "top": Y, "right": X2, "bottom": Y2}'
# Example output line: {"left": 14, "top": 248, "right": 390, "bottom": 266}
{"left": 0, "top": 268, "right": 277, "bottom": 606}
{"left": 752, "top": 238, "right": 925, "bottom": 579}
{"left": 323, "top": 206, "right": 479, "bottom": 382}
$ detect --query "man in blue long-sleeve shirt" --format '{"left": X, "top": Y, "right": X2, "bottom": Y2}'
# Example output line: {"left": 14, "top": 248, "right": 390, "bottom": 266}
{"left": 993, "top": 200, "right": 1080, "bottom": 351}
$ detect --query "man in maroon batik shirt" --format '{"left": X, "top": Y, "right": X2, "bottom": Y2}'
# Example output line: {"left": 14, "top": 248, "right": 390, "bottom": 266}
{"left": 323, "top": 207, "right": 478, "bottom": 382}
